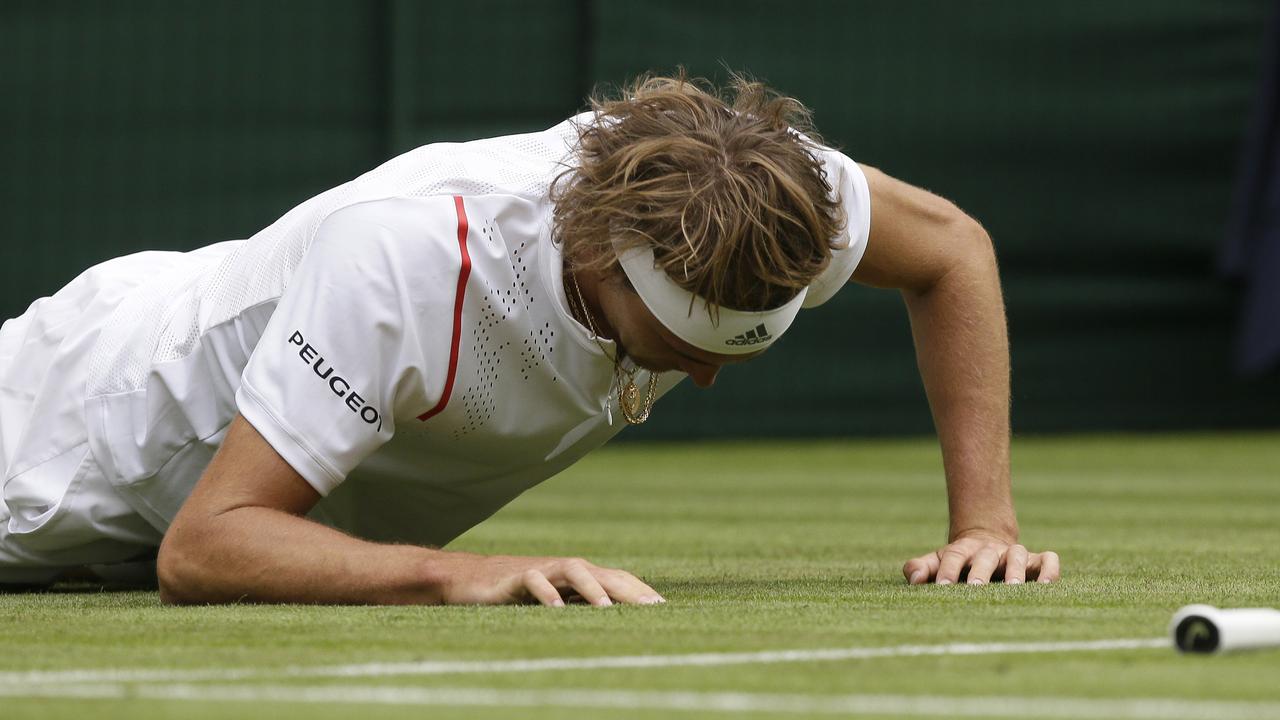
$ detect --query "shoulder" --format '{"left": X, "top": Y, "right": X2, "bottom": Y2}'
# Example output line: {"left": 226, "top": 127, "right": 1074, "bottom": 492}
{"left": 300, "top": 194, "right": 546, "bottom": 305}
{"left": 273, "top": 196, "right": 478, "bottom": 314}
{"left": 319, "top": 196, "right": 467, "bottom": 248}
{"left": 309, "top": 196, "right": 472, "bottom": 275}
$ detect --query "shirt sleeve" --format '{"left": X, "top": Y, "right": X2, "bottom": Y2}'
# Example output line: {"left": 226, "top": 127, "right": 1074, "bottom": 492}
{"left": 235, "top": 196, "right": 463, "bottom": 496}
{"left": 801, "top": 147, "right": 873, "bottom": 309}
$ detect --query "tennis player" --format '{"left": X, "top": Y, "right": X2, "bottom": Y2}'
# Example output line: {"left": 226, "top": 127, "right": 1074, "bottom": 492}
{"left": 0, "top": 74, "right": 1059, "bottom": 603}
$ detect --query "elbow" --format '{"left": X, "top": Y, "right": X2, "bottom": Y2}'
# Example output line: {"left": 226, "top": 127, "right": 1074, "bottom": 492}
{"left": 962, "top": 214, "right": 997, "bottom": 267}
{"left": 156, "top": 526, "right": 207, "bottom": 605}
{"left": 156, "top": 534, "right": 188, "bottom": 605}
{"left": 913, "top": 211, "right": 998, "bottom": 298}
{"left": 945, "top": 209, "right": 996, "bottom": 268}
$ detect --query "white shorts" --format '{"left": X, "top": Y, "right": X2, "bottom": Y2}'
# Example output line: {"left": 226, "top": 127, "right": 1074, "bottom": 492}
{"left": 0, "top": 252, "right": 177, "bottom": 583}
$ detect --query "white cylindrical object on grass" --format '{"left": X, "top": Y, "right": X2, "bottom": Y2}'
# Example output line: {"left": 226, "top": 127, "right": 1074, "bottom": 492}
{"left": 1170, "top": 604, "right": 1280, "bottom": 654}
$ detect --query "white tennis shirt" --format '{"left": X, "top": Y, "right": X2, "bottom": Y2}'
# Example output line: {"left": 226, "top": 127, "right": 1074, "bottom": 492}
{"left": 1, "top": 113, "right": 871, "bottom": 564}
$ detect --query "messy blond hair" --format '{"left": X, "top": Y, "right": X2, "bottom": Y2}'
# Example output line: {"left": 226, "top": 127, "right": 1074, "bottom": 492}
{"left": 552, "top": 71, "right": 845, "bottom": 312}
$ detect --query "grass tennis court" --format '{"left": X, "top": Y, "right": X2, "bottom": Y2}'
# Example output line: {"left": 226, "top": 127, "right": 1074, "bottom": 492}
{"left": 2, "top": 433, "right": 1278, "bottom": 719}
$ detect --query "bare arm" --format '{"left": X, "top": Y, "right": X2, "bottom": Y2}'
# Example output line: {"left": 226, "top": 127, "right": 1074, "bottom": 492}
{"left": 852, "top": 166, "right": 1059, "bottom": 585}
{"left": 157, "top": 414, "right": 665, "bottom": 606}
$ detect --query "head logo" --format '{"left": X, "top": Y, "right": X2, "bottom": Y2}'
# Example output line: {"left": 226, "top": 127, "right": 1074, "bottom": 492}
{"left": 726, "top": 323, "right": 772, "bottom": 347}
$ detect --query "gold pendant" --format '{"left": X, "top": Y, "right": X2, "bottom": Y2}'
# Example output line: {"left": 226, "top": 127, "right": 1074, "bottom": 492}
{"left": 621, "top": 379, "right": 641, "bottom": 415}
{"left": 617, "top": 372, "right": 657, "bottom": 425}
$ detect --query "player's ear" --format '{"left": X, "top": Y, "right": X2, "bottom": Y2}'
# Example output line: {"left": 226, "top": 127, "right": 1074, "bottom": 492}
{"left": 612, "top": 263, "right": 637, "bottom": 294}
{"left": 583, "top": 260, "right": 634, "bottom": 296}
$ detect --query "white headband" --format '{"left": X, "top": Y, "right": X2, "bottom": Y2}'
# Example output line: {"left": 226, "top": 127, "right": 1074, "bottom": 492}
{"left": 612, "top": 238, "right": 807, "bottom": 355}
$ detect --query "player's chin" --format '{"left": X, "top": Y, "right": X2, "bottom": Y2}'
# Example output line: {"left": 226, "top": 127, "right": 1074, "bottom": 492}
{"left": 629, "top": 354, "right": 671, "bottom": 373}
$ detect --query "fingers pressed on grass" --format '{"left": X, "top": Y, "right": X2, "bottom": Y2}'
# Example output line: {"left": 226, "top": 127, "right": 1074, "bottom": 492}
{"left": 1035, "top": 551, "right": 1062, "bottom": 583}
{"left": 600, "top": 570, "right": 665, "bottom": 605}
{"left": 523, "top": 570, "right": 564, "bottom": 607}
{"left": 935, "top": 547, "right": 968, "bottom": 585}
{"left": 903, "top": 554, "right": 939, "bottom": 585}
{"left": 1003, "top": 544, "right": 1029, "bottom": 584}
{"left": 621, "top": 570, "right": 666, "bottom": 604}
{"left": 966, "top": 546, "right": 1003, "bottom": 585}
{"left": 562, "top": 563, "right": 612, "bottom": 606}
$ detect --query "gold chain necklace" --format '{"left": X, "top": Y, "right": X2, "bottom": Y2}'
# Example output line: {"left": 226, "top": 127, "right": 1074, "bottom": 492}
{"left": 566, "top": 271, "right": 658, "bottom": 424}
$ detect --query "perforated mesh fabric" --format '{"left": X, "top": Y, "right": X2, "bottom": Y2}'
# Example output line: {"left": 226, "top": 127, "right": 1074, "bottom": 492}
{"left": 86, "top": 251, "right": 217, "bottom": 397}
{"left": 197, "top": 121, "right": 581, "bottom": 333}
{"left": 446, "top": 209, "right": 562, "bottom": 442}
{"left": 85, "top": 116, "right": 587, "bottom": 401}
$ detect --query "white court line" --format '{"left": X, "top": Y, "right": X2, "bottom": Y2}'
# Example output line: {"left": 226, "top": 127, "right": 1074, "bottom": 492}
{"left": 0, "top": 637, "right": 1168, "bottom": 686}
{"left": 1, "top": 683, "right": 1278, "bottom": 719}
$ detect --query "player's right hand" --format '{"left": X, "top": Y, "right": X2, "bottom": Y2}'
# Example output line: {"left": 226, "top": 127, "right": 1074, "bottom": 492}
{"left": 901, "top": 534, "right": 1061, "bottom": 585}
{"left": 431, "top": 552, "right": 666, "bottom": 607}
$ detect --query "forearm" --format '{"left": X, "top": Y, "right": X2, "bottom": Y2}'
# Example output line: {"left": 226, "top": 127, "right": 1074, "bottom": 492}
{"left": 158, "top": 506, "right": 443, "bottom": 605}
{"left": 902, "top": 231, "right": 1017, "bottom": 542}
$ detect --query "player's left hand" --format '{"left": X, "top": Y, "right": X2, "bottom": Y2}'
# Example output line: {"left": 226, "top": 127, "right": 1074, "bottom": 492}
{"left": 901, "top": 533, "right": 1060, "bottom": 585}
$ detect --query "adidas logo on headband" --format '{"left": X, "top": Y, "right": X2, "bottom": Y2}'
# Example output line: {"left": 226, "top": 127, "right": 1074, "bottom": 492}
{"left": 726, "top": 323, "right": 773, "bottom": 347}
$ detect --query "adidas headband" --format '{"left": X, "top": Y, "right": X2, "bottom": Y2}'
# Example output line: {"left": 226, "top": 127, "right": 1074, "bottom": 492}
{"left": 612, "top": 237, "right": 807, "bottom": 355}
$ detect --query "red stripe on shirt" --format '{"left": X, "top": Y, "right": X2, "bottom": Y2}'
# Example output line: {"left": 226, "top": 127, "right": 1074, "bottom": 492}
{"left": 417, "top": 195, "right": 472, "bottom": 422}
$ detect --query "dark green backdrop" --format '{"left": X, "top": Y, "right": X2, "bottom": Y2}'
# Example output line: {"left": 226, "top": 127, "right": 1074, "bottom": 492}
{"left": 3, "top": 1, "right": 1277, "bottom": 438}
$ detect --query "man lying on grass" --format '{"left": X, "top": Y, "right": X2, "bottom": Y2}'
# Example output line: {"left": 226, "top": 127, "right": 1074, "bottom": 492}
{"left": 0, "top": 73, "right": 1059, "bottom": 603}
